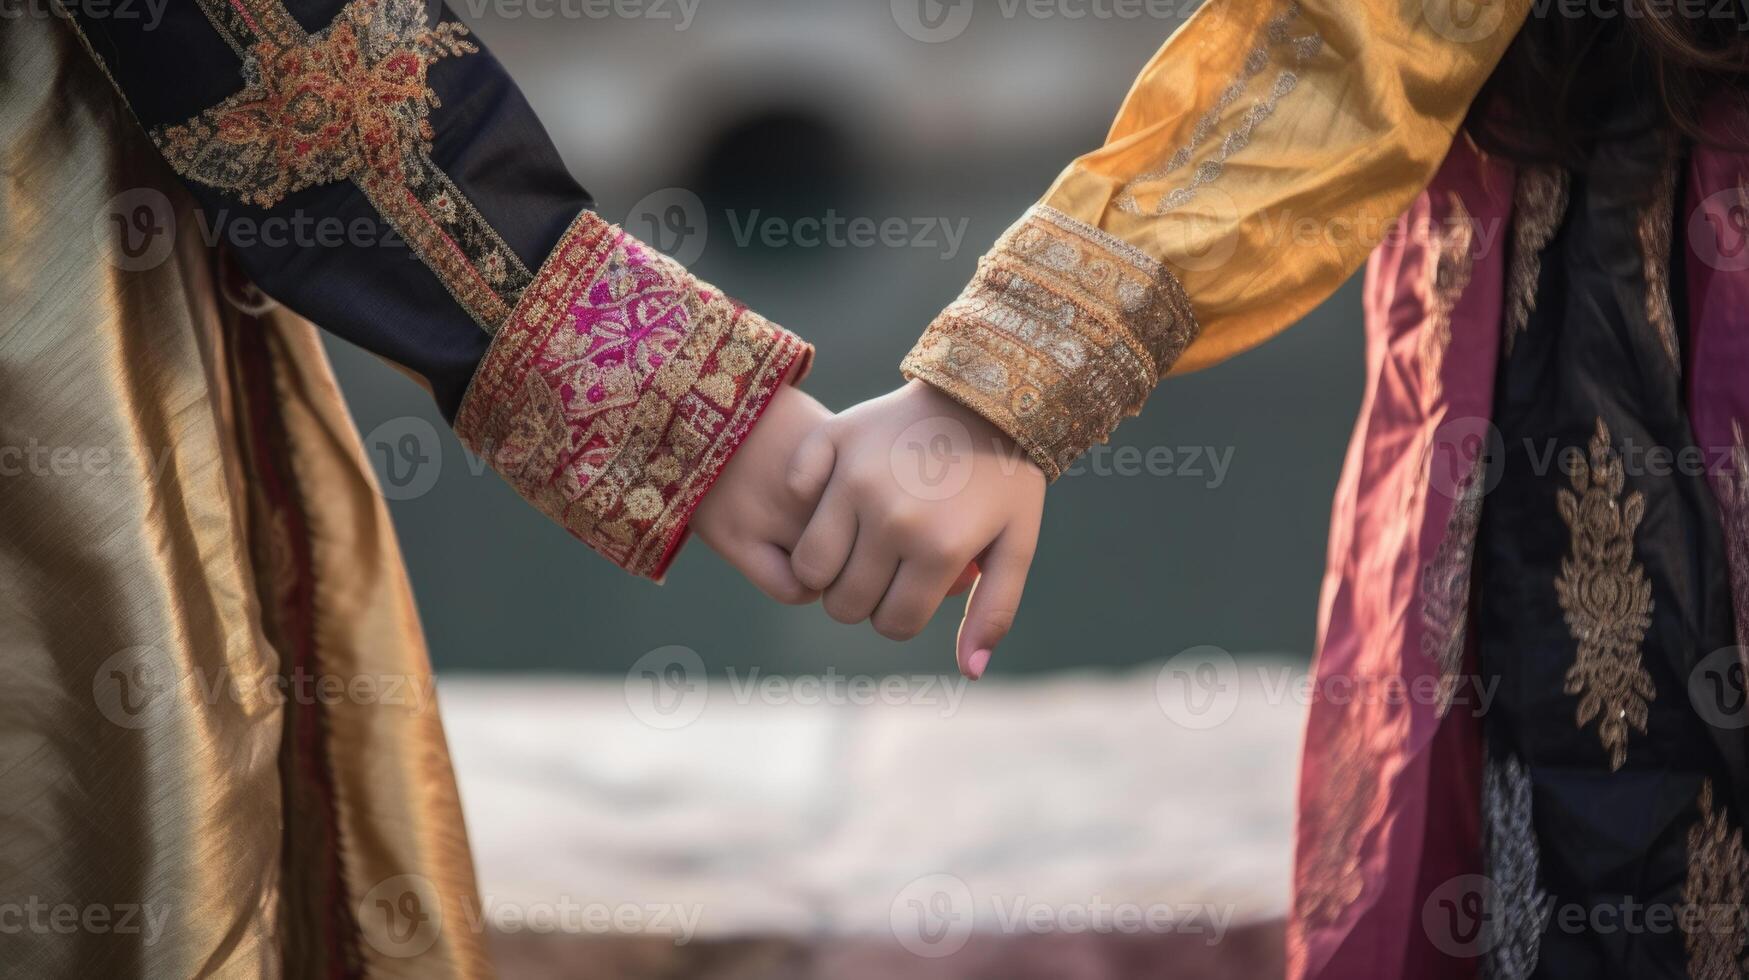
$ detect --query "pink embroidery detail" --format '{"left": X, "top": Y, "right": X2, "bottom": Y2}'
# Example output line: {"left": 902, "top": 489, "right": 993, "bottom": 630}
{"left": 455, "top": 212, "right": 811, "bottom": 580}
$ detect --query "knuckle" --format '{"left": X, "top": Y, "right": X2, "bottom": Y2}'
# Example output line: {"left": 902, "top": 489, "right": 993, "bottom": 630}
{"left": 793, "top": 561, "right": 834, "bottom": 592}
{"left": 785, "top": 464, "right": 822, "bottom": 502}
{"left": 883, "top": 501, "right": 928, "bottom": 537}
{"left": 873, "top": 614, "right": 923, "bottom": 642}
{"left": 822, "top": 594, "right": 864, "bottom": 625}
{"left": 790, "top": 550, "right": 836, "bottom": 591}
{"left": 768, "top": 580, "right": 816, "bottom": 606}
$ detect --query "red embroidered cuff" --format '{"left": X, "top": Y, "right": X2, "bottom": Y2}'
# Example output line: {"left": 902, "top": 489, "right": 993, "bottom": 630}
{"left": 455, "top": 211, "right": 813, "bottom": 581}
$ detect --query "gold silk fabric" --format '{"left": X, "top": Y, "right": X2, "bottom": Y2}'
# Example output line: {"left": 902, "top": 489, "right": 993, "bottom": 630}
{"left": 905, "top": 0, "right": 1532, "bottom": 478}
{"left": 1, "top": 19, "right": 489, "bottom": 979}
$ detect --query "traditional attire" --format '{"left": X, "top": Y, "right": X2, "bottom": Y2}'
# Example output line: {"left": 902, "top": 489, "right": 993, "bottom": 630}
{"left": 905, "top": 1, "right": 1749, "bottom": 977}
{"left": 2, "top": 2, "right": 808, "bottom": 976}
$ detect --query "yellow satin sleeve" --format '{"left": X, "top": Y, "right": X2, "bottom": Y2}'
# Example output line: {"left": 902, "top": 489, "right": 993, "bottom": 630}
{"left": 902, "top": 0, "right": 1530, "bottom": 479}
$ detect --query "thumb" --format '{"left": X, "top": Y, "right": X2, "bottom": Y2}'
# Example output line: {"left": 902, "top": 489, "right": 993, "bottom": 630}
{"left": 956, "top": 528, "right": 1035, "bottom": 680}
{"left": 785, "top": 424, "right": 837, "bottom": 509}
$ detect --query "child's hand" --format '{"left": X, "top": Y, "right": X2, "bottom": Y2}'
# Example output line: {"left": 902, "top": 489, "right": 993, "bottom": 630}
{"left": 691, "top": 384, "right": 833, "bottom": 604}
{"left": 786, "top": 380, "right": 1046, "bottom": 677}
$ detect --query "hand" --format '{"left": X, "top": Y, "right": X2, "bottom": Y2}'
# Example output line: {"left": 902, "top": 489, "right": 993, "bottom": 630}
{"left": 787, "top": 380, "right": 1046, "bottom": 678}
{"left": 691, "top": 383, "right": 832, "bottom": 604}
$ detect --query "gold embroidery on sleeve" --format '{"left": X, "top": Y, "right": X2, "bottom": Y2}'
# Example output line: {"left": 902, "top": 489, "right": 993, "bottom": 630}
{"left": 1555, "top": 417, "right": 1655, "bottom": 772}
{"left": 1114, "top": 2, "right": 1323, "bottom": 217}
{"left": 455, "top": 212, "right": 811, "bottom": 580}
{"left": 1682, "top": 780, "right": 1749, "bottom": 979}
{"left": 901, "top": 205, "right": 1198, "bottom": 480}
{"left": 154, "top": 0, "right": 532, "bottom": 332}
{"left": 1504, "top": 167, "right": 1570, "bottom": 355}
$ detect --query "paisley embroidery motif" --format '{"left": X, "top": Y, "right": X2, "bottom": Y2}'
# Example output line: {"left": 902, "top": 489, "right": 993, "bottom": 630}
{"left": 1713, "top": 423, "right": 1749, "bottom": 656}
{"left": 903, "top": 205, "right": 1198, "bottom": 480}
{"left": 1682, "top": 780, "right": 1749, "bottom": 979}
{"left": 1420, "top": 192, "right": 1476, "bottom": 399}
{"left": 1504, "top": 167, "right": 1570, "bottom": 355}
{"left": 1555, "top": 417, "right": 1655, "bottom": 771}
{"left": 1114, "top": 2, "right": 1323, "bottom": 217}
{"left": 156, "top": 0, "right": 532, "bottom": 330}
{"left": 1638, "top": 151, "right": 1681, "bottom": 367}
{"left": 455, "top": 211, "right": 811, "bottom": 580}
{"left": 1481, "top": 753, "right": 1549, "bottom": 980}
{"left": 1421, "top": 451, "right": 1484, "bottom": 718}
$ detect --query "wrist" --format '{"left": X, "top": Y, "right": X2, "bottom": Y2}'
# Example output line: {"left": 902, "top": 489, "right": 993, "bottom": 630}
{"left": 901, "top": 379, "right": 1044, "bottom": 481}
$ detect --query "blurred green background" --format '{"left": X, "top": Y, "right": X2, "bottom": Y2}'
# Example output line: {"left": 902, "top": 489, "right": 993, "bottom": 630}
{"left": 325, "top": 0, "right": 1365, "bottom": 676}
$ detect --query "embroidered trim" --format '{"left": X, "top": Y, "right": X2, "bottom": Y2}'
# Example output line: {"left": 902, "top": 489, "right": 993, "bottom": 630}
{"left": 902, "top": 205, "right": 1198, "bottom": 480}
{"left": 1555, "top": 417, "right": 1655, "bottom": 772}
{"left": 1420, "top": 192, "right": 1476, "bottom": 399}
{"left": 1481, "top": 753, "right": 1549, "bottom": 980}
{"left": 1293, "top": 729, "right": 1380, "bottom": 926}
{"left": 1638, "top": 151, "right": 1682, "bottom": 368}
{"left": 1421, "top": 450, "right": 1484, "bottom": 718}
{"left": 454, "top": 211, "right": 812, "bottom": 581}
{"left": 1114, "top": 2, "right": 1323, "bottom": 217}
{"left": 1713, "top": 423, "right": 1749, "bottom": 657}
{"left": 1683, "top": 779, "right": 1749, "bottom": 979}
{"left": 157, "top": 0, "right": 532, "bottom": 331}
{"left": 1504, "top": 167, "right": 1570, "bottom": 355}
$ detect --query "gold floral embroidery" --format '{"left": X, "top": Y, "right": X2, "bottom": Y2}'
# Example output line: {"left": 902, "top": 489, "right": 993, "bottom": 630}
{"left": 1504, "top": 167, "right": 1570, "bottom": 355}
{"left": 1482, "top": 753, "right": 1549, "bottom": 980}
{"left": 902, "top": 205, "right": 1198, "bottom": 480}
{"left": 1114, "top": 2, "right": 1323, "bottom": 217}
{"left": 1293, "top": 729, "right": 1379, "bottom": 927}
{"left": 154, "top": 0, "right": 532, "bottom": 331}
{"left": 1419, "top": 193, "right": 1476, "bottom": 399}
{"left": 1421, "top": 451, "right": 1484, "bottom": 718}
{"left": 455, "top": 211, "right": 811, "bottom": 580}
{"left": 1683, "top": 780, "right": 1749, "bottom": 979}
{"left": 156, "top": 1, "right": 473, "bottom": 208}
{"left": 1638, "top": 151, "right": 1681, "bottom": 368}
{"left": 1714, "top": 423, "right": 1749, "bottom": 655}
{"left": 1555, "top": 417, "right": 1655, "bottom": 771}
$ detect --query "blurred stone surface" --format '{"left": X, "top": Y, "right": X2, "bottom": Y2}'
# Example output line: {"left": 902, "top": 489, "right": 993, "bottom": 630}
{"left": 441, "top": 663, "right": 1304, "bottom": 977}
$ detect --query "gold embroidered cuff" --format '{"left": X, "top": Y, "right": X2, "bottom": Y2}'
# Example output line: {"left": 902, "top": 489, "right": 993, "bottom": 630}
{"left": 901, "top": 205, "right": 1199, "bottom": 480}
{"left": 455, "top": 211, "right": 812, "bottom": 581}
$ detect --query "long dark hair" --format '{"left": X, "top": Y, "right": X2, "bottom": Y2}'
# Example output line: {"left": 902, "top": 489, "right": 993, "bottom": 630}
{"left": 1467, "top": 4, "right": 1749, "bottom": 165}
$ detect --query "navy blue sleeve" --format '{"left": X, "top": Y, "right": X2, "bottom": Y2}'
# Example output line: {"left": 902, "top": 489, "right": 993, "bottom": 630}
{"left": 60, "top": 0, "right": 594, "bottom": 417}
